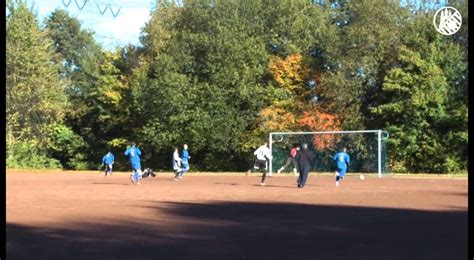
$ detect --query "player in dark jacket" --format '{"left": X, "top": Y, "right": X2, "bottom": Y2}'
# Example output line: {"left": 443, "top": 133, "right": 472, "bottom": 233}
{"left": 295, "top": 143, "right": 314, "bottom": 188}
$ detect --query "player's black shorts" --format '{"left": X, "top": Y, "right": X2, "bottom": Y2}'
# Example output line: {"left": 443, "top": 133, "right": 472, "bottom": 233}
{"left": 255, "top": 159, "right": 267, "bottom": 170}
{"left": 286, "top": 157, "right": 296, "bottom": 165}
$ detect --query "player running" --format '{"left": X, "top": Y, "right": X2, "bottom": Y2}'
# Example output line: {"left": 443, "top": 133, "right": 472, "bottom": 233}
{"left": 277, "top": 144, "right": 299, "bottom": 175}
{"left": 124, "top": 142, "right": 142, "bottom": 185}
{"left": 334, "top": 147, "right": 350, "bottom": 187}
{"left": 295, "top": 143, "right": 314, "bottom": 188}
{"left": 251, "top": 142, "right": 272, "bottom": 186}
{"left": 102, "top": 151, "right": 115, "bottom": 176}
{"left": 180, "top": 144, "right": 191, "bottom": 177}
{"left": 173, "top": 147, "right": 184, "bottom": 180}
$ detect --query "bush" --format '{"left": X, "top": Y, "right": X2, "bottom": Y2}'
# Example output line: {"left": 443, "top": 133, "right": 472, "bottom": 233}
{"left": 389, "top": 160, "right": 408, "bottom": 173}
{"left": 7, "top": 140, "right": 62, "bottom": 169}
{"left": 442, "top": 156, "right": 462, "bottom": 173}
{"left": 45, "top": 124, "right": 90, "bottom": 170}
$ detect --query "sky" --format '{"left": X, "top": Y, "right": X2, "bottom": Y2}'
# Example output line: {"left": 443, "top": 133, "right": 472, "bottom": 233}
{"left": 20, "top": 0, "right": 155, "bottom": 50}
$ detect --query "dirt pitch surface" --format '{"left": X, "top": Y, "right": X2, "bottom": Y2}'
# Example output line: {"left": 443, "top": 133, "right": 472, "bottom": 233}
{"left": 7, "top": 170, "right": 467, "bottom": 260}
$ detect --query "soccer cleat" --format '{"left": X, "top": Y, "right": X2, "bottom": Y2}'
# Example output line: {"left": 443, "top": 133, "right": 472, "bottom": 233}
{"left": 336, "top": 181, "right": 339, "bottom": 187}
{"left": 260, "top": 183, "right": 265, "bottom": 186}
{"left": 136, "top": 182, "right": 141, "bottom": 185}
{"left": 130, "top": 175, "right": 135, "bottom": 184}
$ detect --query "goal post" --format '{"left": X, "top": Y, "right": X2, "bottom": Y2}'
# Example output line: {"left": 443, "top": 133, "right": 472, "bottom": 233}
{"left": 269, "top": 130, "right": 389, "bottom": 177}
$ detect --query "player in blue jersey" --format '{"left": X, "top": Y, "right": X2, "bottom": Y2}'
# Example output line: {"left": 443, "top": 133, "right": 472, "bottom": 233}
{"left": 179, "top": 144, "right": 191, "bottom": 178}
{"left": 124, "top": 142, "right": 142, "bottom": 185}
{"left": 102, "top": 151, "right": 115, "bottom": 176}
{"left": 333, "top": 147, "right": 350, "bottom": 187}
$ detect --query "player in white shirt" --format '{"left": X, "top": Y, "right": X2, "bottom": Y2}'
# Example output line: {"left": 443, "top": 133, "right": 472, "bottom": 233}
{"left": 173, "top": 147, "right": 184, "bottom": 180}
{"left": 251, "top": 142, "right": 272, "bottom": 186}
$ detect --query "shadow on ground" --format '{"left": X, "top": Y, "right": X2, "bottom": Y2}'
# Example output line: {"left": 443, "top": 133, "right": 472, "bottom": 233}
{"left": 7, "top": 202, "right": 467, "bottom": 260}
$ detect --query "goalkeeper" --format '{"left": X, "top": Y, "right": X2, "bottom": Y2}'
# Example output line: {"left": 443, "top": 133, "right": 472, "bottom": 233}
{"left": 277, "top": 144, "right": 299, "bottom": 175}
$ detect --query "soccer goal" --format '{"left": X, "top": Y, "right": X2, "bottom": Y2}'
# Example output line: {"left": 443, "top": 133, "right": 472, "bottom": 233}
{"left": 269, "top": 130, "right": 389, "bottom": 177}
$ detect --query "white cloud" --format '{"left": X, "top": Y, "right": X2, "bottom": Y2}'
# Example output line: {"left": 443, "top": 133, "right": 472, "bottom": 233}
{"left": 94, "top": 7, "right": 151, "bottom": 46}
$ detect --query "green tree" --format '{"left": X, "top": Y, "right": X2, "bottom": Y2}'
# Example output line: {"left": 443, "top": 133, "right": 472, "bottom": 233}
{"left": 43, "top": 9, "right": 102, "bottom": 78}
{"left": 43, "top": 9, "right": 114, "bottom": 167}
{"left": 6, "top": 0, "right": 67, "bottom": 168}
{"left": 370, "top": 46, "right": 449, "bottom": 172}
{"left": 6, "top": 0, "right": 67, "bottom": 143}
{"left": 136, "top": 0, "right": 278, "bottom": 170}
{"left": 369, "top": 4, "right": 468, "bottom": 173}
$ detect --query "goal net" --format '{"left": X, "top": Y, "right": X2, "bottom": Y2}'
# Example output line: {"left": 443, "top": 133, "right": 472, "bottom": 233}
{"left": 269, "top": 130, "right": 389, "bottom": 177}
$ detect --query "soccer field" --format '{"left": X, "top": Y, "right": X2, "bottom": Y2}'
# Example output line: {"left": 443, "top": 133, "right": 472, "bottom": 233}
{"left": 6, "top": 170, "right": 468, "bottom": 259}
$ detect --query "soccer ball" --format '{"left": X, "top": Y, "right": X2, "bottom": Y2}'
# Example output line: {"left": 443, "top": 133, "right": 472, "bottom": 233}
{"left": 359, "top": 175, "right": 365, "bottom": 181}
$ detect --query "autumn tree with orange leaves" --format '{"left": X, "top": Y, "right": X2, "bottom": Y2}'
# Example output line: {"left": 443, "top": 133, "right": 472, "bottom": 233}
{"left": 242, "top": 52, "right": 341, "bottom": 150}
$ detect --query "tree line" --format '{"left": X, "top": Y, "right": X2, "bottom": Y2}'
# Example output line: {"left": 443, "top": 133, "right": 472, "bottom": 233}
{"left": 6, "top": 0, "right": 468, "bottom": 173}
